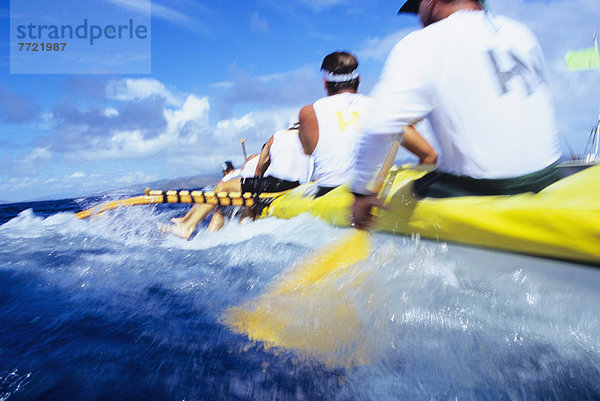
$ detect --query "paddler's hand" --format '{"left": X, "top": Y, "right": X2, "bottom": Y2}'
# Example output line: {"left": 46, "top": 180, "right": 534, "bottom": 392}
{"left": 351, "top": 192, "right": 385, "bottom": 231}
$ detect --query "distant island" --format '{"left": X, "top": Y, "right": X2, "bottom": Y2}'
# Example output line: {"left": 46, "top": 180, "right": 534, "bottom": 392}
{"left": 155, "top": 175, "right": 220, "bottom": 191}
{"left": 0, "top": 174, "right": 222, "bottom": 205}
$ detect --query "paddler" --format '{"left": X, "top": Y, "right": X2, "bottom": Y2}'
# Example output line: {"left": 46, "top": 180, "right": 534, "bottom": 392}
{"left": 162, "top": 123, "right": 312, "bottom": 239}
{"left": 161, "top": 159, "right": 248, "bottom": 236}
{"left": 206, "top": 156, "right": 261, "bottom": 230}
{"left": 351, "top": 0, "right": 562, "bottom": 230}
{"left": 299, "top": 51, "right": 437, "bottom": 198}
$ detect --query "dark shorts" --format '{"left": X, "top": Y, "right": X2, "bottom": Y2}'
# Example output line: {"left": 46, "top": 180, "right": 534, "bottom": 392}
{"left": 241, "top": 176, "right": 300, "bottom": 195}
{"left": 413, "top": 163, "right": 561, "bottom": 198}
{"left": 314, "top": 185, "right": 337, "bottom": 198}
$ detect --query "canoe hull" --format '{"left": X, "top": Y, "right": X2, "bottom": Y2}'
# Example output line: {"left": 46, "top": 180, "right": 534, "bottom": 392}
{"left": 263, "top": 165, "right": 600, "bottom": 265}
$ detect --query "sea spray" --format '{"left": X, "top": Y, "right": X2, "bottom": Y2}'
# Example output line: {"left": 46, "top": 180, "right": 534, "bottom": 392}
{"left": 0, "top": 199, "right": 599, "bottom": 400}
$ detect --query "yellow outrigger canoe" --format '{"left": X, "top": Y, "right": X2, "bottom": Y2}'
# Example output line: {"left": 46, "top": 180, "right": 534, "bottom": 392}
{"left": 76, "top": 164, "right": 600, "bottom": 265}
{"left": 261, "top": 164, "right": 600, "bottom": 265}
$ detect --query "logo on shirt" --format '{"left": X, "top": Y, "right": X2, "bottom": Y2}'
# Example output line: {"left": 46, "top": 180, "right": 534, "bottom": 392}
{"left": 487, "top": 49, "right": 545, "bottom": 97}
{"left": 336, "top": 111, "right": 360, "bottom": 132}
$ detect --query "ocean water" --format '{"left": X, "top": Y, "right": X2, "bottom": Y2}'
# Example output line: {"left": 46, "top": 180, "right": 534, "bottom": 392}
{"left": 1, "top": 194, "right": 599, "bottom": 401}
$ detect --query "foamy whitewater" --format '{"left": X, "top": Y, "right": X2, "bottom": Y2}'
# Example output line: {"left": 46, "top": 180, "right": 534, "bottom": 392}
{"left": 0, "top": 194, "right": 599, "bottom": 400}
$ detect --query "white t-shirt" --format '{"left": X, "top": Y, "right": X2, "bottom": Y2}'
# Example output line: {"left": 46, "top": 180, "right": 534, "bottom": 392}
{"left": 264, "top": 129, "right": 313, "bottom": 183}
{"left": 222, "top": 169, "right": 241, "bottom": 182}
{"left": 240, "top": 155, "right": 260, "bottom": 178}
{"left": 353, "top": 10, "right": 561, "bottom": 194}
{"left": 313, "top": 92, "right": 372, "bottom": 187}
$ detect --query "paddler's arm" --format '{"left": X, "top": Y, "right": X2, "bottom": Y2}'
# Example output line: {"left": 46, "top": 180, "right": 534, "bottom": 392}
{"left": 298, "top": 104, "right": 319, "bottom": 155}
{"left": 350, "top": 37, "right": 434, "bottom": 229}
{"left": 255, "top": 136, "right": 273, "bottom": 177}
{"left": 401, "top": 125, "right": 438, "bottom": 165}
{"left": 350, "top": 132, "right": 399, "bottom": 230}
{"left": 351, "top": 192, "right": 385, "bottom": 230}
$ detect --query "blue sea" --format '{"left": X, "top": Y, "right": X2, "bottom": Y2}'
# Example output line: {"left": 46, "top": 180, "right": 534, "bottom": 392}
{"left": 1, "top": 192, "right": 599, "bottom": 401}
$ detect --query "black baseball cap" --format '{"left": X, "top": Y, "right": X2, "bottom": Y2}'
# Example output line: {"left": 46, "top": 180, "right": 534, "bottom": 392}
{"left": 398, "top": 0, "right": 484, "bottom": 14}
{"left": 222, "top": 161, "right": 234, "bottom": 171}
{"left": 398, "top": 0, "right": 421, "bottom": 14}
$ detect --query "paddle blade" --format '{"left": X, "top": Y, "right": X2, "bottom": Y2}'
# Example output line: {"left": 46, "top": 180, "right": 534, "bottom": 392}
{"left": 270, "top": 229, "right": 372, "bottom": 294}
{"left": 222, "top": 229, "right": 372, "bottom": 365}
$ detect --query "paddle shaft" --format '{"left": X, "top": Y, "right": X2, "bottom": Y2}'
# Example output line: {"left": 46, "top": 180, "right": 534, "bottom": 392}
{"left": 361, "top": 125, "right": 411, "bottom": 197}
{"left": 240, "top": 138, "right": 248, "bottom": 159}
{"left": 221, "top": 126, "right": 412, "bottom": 362}
{"left": 351, "top": 126, "right": 409, "bottom": 230}
{"left": 371, "top": 127, "right": 409, "bottom": 195}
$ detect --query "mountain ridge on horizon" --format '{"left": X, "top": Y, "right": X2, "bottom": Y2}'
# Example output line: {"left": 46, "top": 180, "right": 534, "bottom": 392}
{"left": 0, "top": 174, "right": 222, "bottom": 205}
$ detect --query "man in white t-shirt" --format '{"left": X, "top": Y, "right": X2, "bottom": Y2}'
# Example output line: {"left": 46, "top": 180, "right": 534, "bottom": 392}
{"left": 160, "top": 159, "right": 245, "bottom": 237}
{"left": 298, "top": 52, "right": 372, "bottom": 197}
{"left": 351, "top": 0, "right": 561, "bottom": 229}
{"left": 300, "top": 51, "right": 437, "bottom": 197}
{"left": 162, "top": 124, "right": 312, "bottom": 238}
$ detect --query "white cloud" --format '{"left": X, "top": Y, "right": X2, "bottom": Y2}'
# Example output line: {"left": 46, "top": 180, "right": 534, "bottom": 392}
{"left": 298, "top": 0, "right": 348, "bottom": 12}
{"left": 150, "top": 3, "right": 192, "bottom": 25}
{"left": 104, "top": 107, "right": 119, "bottom": 117}
{"left": 59, "top": 93, "right": 210, "bottom": 163}
{"left": 215, "top": 66, "right": 320, "bottom": 108}
{"left": 27, "top": 147, "right": 52, "bottom": 162}
{"left": 164, "top": 95, "right": 210, "bottom": 131}
{"left": 250, "top": 12, "right": 270, "bottom": 33}
{"left": 0, "top": 177, "right": 38, "bottom": 192}
{"left": 102, "top": 0, "right": 149, "bottom": 15}
{"left": 214, "top": 113, "right": 257, "bottom": 142}
{"left": 357, "top": 29, "right": 414, "bottom": 62}
{"left": 80, "top": 130, "right": 176, "bottom": 161}
{"left": 213, "top": 107, "right": 299, "bottom": 146}
{"left": 115, "top": 170, "right": 158, "bottom": 184}
{"left": 2, "top": 147, "right": 54, "bottom": 177}
{"left": 0, "top": 73, "right": 318, "bottom": 201}
{"left": 102, "top": 0, "right": 190, "bottom": 25}
{"left": 106, "top": 78, "right": 181, "bottom": 106}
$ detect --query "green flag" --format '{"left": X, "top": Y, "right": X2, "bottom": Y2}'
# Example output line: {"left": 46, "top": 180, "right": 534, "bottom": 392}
{"left": 565, "top": 47, "right": 600, "bottom": 71}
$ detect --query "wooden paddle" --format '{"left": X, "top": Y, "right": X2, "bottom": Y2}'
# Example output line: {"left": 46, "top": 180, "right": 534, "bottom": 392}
{"left": 240, "top": 138, "right": 248, "bottom": 159}
{"left": 222, "top": 127, "right": 408, "bottom": 365}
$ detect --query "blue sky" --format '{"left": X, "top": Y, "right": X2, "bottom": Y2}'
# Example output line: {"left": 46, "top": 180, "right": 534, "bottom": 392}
{"left": 1, "top": 0, "right": 599, "bottom": 202}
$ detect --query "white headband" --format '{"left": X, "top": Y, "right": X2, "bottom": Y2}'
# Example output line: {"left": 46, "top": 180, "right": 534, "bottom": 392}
{"left": 322, "top": 70, "right": 359, "bottom": 82}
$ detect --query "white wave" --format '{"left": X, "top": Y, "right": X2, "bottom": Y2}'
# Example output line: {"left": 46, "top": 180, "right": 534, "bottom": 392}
{"left": 172, "top": 213, "right": 345, "bottom": 251}
{"left": 0, "top": 209, "right": 90, "bottom": 239}
{"left": 1, "top": 201, "right": 599, "bottom": 389}
{"left": 0, "top": 369, "right": 32, "bottom": 401}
